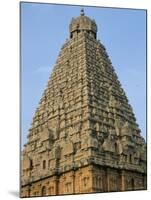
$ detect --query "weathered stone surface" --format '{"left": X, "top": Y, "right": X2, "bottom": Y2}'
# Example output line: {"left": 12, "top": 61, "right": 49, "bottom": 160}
{"left": 21, "top": 9, "right": 147, "bottom": 197}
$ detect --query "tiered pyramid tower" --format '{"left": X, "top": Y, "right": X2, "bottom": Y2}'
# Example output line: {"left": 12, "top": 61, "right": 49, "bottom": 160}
{"left": 21, "top": 9, "right": 147, "bottom": 197}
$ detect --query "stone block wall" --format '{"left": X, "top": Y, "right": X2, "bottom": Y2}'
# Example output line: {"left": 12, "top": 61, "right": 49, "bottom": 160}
{"left": 21, "top": 165, "right": 146, "bottom": 197}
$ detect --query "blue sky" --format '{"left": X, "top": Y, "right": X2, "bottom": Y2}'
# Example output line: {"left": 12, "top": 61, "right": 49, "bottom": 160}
{"left": 21, "top": 3, "right": 146, "bottom": 147}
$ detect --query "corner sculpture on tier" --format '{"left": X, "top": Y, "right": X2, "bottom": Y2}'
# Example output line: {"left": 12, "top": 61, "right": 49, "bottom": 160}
{"left": 21, "top": 9, "right": 147, "bottom": 197}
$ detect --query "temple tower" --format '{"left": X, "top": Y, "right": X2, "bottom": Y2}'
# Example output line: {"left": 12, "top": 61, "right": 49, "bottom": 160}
{"left": 21, "top": 9, "right": 147, "bottom": 197}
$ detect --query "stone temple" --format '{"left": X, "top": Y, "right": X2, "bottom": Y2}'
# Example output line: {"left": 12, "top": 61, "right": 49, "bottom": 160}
{"left": 21, "top": 9, "right": 147, "bottom": 197}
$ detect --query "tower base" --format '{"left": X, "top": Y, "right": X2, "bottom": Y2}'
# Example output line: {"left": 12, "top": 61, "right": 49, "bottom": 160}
{"left": 21, "top": 165, "right": 147, "bottom": 197}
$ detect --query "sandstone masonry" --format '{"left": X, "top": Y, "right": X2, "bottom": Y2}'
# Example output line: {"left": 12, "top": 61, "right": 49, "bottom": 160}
{"left": 21, "top": 9, "right": 147, "bottom": 197}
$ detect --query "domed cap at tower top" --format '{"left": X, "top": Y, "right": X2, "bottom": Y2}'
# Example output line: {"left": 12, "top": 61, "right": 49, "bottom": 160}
{"left": 69, "top": 9, "right": 98, "bottom": 39}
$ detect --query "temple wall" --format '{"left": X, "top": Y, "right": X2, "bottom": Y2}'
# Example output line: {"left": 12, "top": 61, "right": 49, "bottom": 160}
{"left": 21, "top": 165, "right": 146, "bottom": 197}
